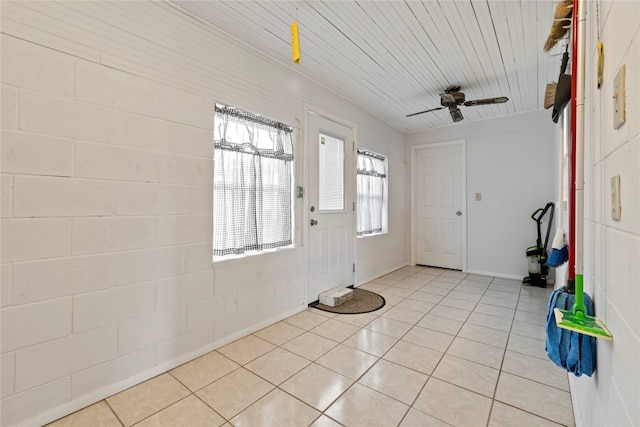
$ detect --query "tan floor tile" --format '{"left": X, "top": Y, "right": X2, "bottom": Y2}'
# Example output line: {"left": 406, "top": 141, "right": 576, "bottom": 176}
{"left": 325, "top": 383, "right": 408, "bottom": 427}
{"left": 393, "top": 281, "right": 425, "bottom": 291}
{"left": 417, "top": 285, "right": 450, "bottom": 296}
{"left": 495, "top": 372, "right": 574, "bottom": 426}
{"left": 358, "top": 282, "right": 389, "bottom": 293}
{"left": 342, "top": 329, "right": 398, "bottom": 357}
{"left": 395, "top": 298, "right": 435, "bottom": 314}
{"left": 448, "top": 290, "right": 483, "bottom": 302}
{"left": 358, "top": 359, "right": 428, "bottom": 405}
{"left": 502, "top": 351, "right": 569, "bottom": 391}
{"left": 253, "top": 321, "right": 305, "bottom": 346}
{"left": 310, "top": 318, "right": 360, "bottom": 342}
{"left": 307, "top": 307, "right": 337, "bottom": 318}
{"left": 382, "top": 306, "right": 425, "bottom": 325}
{"left": 413, "top": 378, "right": 492, "bottom": 426}
{"left": 402, "top": 326, "right": 454, "bottom": 352}
{"left": 383, "top": 340, "right": 443, "bottom": 375}
{"left": 429, "top": 305, "right": 470, "bottom": 322}
{"left": 399, "top": 408, "right": 452, "bottom": 427}
{"left": 377, "top": 291, "right": 404, "bottom": 306}
{"left": 281, "top": 331, "right": 337, "bottom": 361}
{"left": 416, "top": 314, "right": 464, "bottom": 336}
{"left": 439, "top": 297, "right": 477, "bottom": 311}
{"left": 466, "top": 312, "right": 512, "bottom": 332}
{"left": 46, "top": 401, "right": 121, "bottom": 427}
{"left": 106, "top": 374, "right": 190, "bottom": 426}
{"left": 506, "top": 334, "right": 548, "bottom": 360}
{"left": 170, "top": 351, "right": 239, "bottom": 391}
{"left": 134, "top": 395, "right": 225, "bottom": 427}
{"left": 316, "top": 344, "right": 378, "bottom": 380}
{"left": 432, "top": 354, "right": 499, "bottom": 398}
{"left": 511, "top": 320, "right": 547, "bottom": 341}
{"left": 447, "top": 337, "right": 505, "bottom": 369}
{"left": 230, "top": 389, "right": 319, "bottom": 427}
{"left": 408, "top": 291, "right": 444, "bottom": 304}
{"left": 280, "top": 363, "right": 353, "bottom": 411}
{"left": 283, "top": 310, "right": 329, "bottom": 330}
{"left": 514, "top": 308, "right": 547, "bottom": 326}
{"left": 333, "top": 312, "right": 378, "bottom": 328}
{"left": 489, "top": 401, "right": 563, "bottom": 427}
{"left": 309, "top": 415, "right": 344, "bottom": 427}
{"left": 217, "top": 335, "right": 276, "bottom": 365}
{"left": 196, "top": 368, "right": 274, "bottom": 420}
{"left": 382, "top": 286, "right": 415, "bottom": 298}
{"left": 457, "top": 323, "right": 509, "bottom": 349}
{"left": 365, "top": 316, "right": 413, "bottom": 338}
{"left": 244, "top": 347, "right": 310, "bottom": 385}
{"left": 473, "top": 303, "right": 516, "bottom": 320}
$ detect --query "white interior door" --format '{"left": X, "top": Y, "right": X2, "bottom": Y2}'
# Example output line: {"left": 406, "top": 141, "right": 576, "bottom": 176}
{"left": 414, "top": 142, "right": 465, "bottom": 270}
{"left": 307, "top": 112, "right": 355, "bottom": 303}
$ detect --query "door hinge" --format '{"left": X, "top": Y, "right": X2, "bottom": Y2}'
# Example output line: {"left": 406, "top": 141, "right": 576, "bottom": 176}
{"left": 353, "top": 201, "right": 356, "bottom": 211}
{"left": 353, "top": 263, "right": 356, "bottom": 272}
{"left": 353, "top": 141, "right": 355, "bottom": 151}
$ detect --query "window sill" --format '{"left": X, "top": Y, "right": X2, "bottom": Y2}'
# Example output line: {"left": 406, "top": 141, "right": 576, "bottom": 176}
{"left": 212, "top": 245, "right": 295, "bottom": 265}
{"left": 357, "top": 231, "right": 388, "bottom": 239}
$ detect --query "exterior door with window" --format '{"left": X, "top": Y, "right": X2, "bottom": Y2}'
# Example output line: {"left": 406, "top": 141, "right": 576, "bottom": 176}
{"left": 307, "top": 112, "right": 355, "bottom": 303}
{"left": 414, "top": 142, "right": 465, "bottom": 270}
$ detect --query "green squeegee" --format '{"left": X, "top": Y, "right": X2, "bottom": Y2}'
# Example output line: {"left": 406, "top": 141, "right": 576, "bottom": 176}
{"left": 554, "top": 275, "right": 612, "bottom": 340}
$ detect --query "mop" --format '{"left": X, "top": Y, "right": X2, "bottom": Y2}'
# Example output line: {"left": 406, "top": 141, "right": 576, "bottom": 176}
{"left": 546, "top": 0, "right": 612, "bottom": 378}
{"left": 553, "top": 0, "right": 611, "bottom": 341}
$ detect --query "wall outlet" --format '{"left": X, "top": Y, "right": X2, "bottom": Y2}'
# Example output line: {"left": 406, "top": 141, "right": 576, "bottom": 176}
{"left": 611, "top": 175, "right": 621, "bottom": 221}
{"left": 613, "top": 65, "right": 626, "bottom": 129}
{"left": 475, "top": 192, "right": 482, "bottom": 201}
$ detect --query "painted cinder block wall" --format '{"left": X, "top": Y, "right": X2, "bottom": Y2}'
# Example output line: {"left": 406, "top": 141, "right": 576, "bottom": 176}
{"left": 0, "top": 2, "right": 407, "bottom": 425}
{"left": 570, "top": 1, "right": 640, "bottom": 426}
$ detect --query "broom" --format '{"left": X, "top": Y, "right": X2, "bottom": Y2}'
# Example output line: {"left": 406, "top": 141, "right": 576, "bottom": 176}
{"left": 547, "top": 228, "right": 568, "bottom": 267}
{"left": 544, "top": 0, "right": 573, "bottom": 51}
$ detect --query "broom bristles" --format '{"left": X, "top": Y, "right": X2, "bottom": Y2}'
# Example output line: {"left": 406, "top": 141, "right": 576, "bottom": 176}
{"left": 544, "top": 83, "right": 557, "bottom": 109}
{"left": 544, "top": 23, "right": 570, "bottom": 51}
{"left": 554, "top": 0, "right": 573, "bottom": 20}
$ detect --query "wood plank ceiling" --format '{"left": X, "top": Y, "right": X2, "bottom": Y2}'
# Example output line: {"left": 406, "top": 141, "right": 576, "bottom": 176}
{"left": 171, "top": 1, "right": 564, "bottom": 133}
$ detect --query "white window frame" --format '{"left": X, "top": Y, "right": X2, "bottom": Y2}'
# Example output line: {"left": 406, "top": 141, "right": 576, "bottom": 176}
{"left": 356, "top": 148, "right": 388, "bottom": 237}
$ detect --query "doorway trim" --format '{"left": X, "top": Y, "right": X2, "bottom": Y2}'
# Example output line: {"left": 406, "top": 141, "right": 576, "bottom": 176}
{"left": 410, "top": 140, "right": 467, "bottom": 270}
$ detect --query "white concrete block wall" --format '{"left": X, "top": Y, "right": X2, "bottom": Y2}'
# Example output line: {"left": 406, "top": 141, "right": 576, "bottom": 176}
{"left": 570, "top": 1, "right": 640, "bottom": 426}
{"left": 0, "top": 2, "right": 407, "bottom": 425}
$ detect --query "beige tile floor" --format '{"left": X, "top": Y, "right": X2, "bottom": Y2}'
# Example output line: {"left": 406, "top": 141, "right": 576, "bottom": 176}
{"left": 48, "top": 266, "right": 574, "bottom": 427}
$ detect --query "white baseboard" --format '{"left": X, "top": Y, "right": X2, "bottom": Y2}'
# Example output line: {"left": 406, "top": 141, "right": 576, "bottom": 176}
{"left": 356, "top": 262, "right": 409, "bottom": 287}
{"left": 15, "top": 304, "right": 307, "bottom": 427}
{"left": 465, "top": 269, "right": 523, "bottom": 281}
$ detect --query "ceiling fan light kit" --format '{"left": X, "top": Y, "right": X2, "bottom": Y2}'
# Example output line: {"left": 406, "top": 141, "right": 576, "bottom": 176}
{"left": 406, "top": 85, "right": 509, "bottom": 123}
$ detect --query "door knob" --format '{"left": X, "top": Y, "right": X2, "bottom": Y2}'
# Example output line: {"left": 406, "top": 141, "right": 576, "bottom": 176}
{"left": 310, "top": 219, "right": 318, "bottom": 226}
{"left": 456, "top": 211, "right": 462, "bottom": 216}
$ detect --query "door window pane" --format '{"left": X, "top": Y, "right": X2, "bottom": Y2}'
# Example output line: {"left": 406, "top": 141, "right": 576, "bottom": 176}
{"left": 318, "top": 133, "right": 344, "bottom": 211}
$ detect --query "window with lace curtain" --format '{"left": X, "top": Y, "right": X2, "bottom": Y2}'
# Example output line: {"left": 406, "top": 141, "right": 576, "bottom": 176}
{"left": 213, "top": 104, "right": 294, "bottom": 257}
{"left": 356, "top": 149, "right": 387, "bottom": 236}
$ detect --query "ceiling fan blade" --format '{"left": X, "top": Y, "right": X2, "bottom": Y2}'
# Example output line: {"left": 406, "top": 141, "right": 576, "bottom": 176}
{"left": 406, "top": 106, "right": 445, "bottom": 117}
{"left": 463, "top": 96, "right": 509, "bottom": 107}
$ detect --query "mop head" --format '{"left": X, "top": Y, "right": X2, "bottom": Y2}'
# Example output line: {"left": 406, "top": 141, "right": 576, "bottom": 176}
{"left": 547, "top": 228, "right": 569, "bottom": 267}
{"left": 545, "top": 289, "right": 597, "bottom": 376}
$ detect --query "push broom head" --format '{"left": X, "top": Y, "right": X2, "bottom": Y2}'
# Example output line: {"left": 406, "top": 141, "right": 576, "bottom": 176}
{"left": 554, "top": 307, "right": 613, "bottom": 340}
{"left": 544, "top": 82, "right": 557, "bottom": 109}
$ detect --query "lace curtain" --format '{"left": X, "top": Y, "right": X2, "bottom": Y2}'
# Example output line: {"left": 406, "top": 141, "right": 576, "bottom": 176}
{"left": 357, "top": 149, "right": 386, "bottom": 236}
{"left": 213, "top": 105, "right": 294, "bottom": 256}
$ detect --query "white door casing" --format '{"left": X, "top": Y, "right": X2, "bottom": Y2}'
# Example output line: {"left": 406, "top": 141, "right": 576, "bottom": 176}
{"left": 307, "top": 112, "right": 356, "bottom": 303}
{"left": 412, "top": 141, "right": 466, "bottom": 270}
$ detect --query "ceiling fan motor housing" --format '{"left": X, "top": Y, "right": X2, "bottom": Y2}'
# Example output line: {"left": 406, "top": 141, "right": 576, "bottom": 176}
{"left": 440, "top": 90, "right": 466, "bottom": 107}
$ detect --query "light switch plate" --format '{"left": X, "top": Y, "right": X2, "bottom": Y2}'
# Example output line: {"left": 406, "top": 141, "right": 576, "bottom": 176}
{"left": 613, "top": 65, "right": 626, "bottom": 129}
{"left": 611, "top": 175, "right": 621, "bottom": 221}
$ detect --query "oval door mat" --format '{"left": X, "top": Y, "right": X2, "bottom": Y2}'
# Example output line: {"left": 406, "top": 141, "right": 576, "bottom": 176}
{"left": 310, "top": 288, "right": 385, "bottom": 314}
